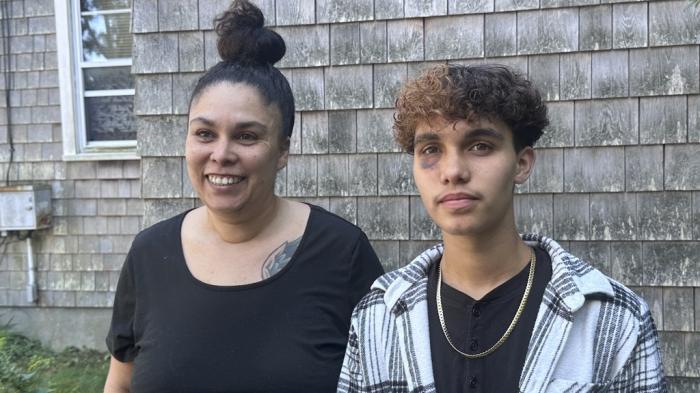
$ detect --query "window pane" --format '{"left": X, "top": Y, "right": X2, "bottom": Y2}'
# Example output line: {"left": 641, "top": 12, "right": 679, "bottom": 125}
{"left": 83, "top": 67, "right": 134, "bottom": 90}
{"left": 85, "top": 95, "right": 136, "bottom": 142}
{"left": 81, "top": 0, "right": 130, "bottom": 12}
{"left": 81, "top": 13, "right": 132, "bottom": 61}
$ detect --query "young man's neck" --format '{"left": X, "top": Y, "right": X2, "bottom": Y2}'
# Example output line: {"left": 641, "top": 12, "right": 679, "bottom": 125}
{"left": 440, "top": 224, "right": 532, "bottom": 300}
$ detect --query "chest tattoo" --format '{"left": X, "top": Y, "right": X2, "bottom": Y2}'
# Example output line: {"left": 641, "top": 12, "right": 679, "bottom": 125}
{"left": 261, "top": 236, "right": 302, "bottom": 279}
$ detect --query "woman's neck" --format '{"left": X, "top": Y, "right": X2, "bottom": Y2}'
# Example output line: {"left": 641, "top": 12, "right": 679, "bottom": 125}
{"left": 205, "top": 196, "right": 283, "bottom": 244}
{"left": 440, "top": 225, "right": 532, "bottom": 300}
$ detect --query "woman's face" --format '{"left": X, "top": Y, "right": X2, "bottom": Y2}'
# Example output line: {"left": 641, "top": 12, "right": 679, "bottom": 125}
{"left": 186, "top": 82, "right": 288, "bottom": 217}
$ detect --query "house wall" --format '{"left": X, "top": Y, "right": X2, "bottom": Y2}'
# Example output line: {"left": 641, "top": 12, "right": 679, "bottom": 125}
{"left": 0, "top": 0, "right": 140, "bottom": 348}
{"left": 0, "top": 0, "right": 698, "bottom": 389}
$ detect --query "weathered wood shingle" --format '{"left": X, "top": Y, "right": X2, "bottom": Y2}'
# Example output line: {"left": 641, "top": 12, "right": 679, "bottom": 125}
{"left": 301, "top": 111, "right": 329, "bottom": 154}
{"left": 387, "top": 19, "right": 424, "bottom": 62}
{"left": 317, "top": 0, "right": 373, "bottom": 23}
{"left": 564, "top": 147, "right": 625, "bottom": 192}
{"left": 625, "top": 145, "right": 664, "bottom": 191}
{"left": 517, "top": 9, "right": 578, "bottom": 54}
{"left": 575, "top": 98, "right": 638, "bottom": 146}
{"left": 638, "top": 192, "right": 692, "bottom": 241}
{"left": 324, "top": 65, "right": 373, "bottom": 109}
{"left": 629, "top": 46, "right": 700, "bottom": 96}
{"left": 639, "top": 96, "right": 687, "bottom": 144}
{"left": 612, "top": 3, "right": 648, "bottom": 49}
{"left": 275, "top": 25, "right": 330, "bottom": 68}
{"left": 484, "top": 12, "right": 516, "bottom": 57}
{"left": 649, "top": 0, "right": 700, "bottom": 46}
{"left": 276, "top": 0, "right": 315, "bottom": 26}
{"left": 374, "top": 63, "right": 407, "bottom": 108}
{"left": 425, "top": 15, "right": 483, "bottom": 60}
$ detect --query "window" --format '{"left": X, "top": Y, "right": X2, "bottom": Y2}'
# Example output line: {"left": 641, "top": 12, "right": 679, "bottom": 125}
{"left": 55, "top": 0, "right": 138, "bottom": 160}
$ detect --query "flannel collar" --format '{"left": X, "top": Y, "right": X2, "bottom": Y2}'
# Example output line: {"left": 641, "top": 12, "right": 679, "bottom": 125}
{"left": 371, "top": 234, "right": 615, "bottom": 314}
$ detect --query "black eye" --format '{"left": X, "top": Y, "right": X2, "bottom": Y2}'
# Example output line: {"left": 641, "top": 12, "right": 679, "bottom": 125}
{"left": 420, "top": 145, "right": 439, "bottom": 155}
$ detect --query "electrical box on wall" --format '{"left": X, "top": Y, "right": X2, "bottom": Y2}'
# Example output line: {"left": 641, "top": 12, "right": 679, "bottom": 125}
{"left": 0, "top": 185, "right": 52, "bottom": 231}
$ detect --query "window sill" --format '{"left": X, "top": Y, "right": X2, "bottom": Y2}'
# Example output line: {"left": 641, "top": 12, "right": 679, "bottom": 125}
{"left": 63, "top": 150, "right": 140, "bottom": 161}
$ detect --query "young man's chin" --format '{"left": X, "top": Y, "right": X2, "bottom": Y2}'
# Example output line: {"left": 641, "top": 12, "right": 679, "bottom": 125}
{"left": 437, "top": 222, "right": 484, "bottom": 238}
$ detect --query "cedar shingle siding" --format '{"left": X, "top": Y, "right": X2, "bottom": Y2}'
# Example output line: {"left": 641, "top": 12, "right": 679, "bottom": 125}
{"left": 0, "top": 0, "right": 698, "bottom": 388}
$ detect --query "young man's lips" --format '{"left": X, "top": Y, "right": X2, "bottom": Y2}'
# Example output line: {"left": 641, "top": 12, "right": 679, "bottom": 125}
{"left": 438, "top": 193, "right": 478, "bottom": 209}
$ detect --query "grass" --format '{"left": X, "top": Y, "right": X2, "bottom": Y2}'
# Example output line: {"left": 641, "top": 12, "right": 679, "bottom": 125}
{"left": 0, "top": 326, "right": 109, "bottom": 393}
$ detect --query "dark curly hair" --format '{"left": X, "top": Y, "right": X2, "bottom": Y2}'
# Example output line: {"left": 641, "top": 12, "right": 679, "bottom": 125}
{"left": 189, "top": 0, "right": 295, "bottom": 139}
{"left": 394, "top": 64, "right": 549, "bottom": 153}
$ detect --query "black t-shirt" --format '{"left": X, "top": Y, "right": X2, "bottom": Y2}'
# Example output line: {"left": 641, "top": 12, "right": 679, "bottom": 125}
{"left": 427, "top": 246, "right": 552, "bottom": 393}
{"left": 106, "top": 205, "right": 384, "bottom": 393}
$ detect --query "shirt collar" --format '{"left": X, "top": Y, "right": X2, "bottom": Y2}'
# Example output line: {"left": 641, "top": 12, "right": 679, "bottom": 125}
{"left": 372, "top": 234, "right": 615, "bottom": 313}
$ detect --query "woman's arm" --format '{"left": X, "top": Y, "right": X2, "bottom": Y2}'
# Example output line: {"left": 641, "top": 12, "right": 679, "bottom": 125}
{"left": 103, "top": 356, "right": 133, "bottom": 393}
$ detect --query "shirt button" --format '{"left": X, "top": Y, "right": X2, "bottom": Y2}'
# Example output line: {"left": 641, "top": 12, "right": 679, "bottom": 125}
{"left": 469, "top": 376, "right": 478, "bottom": 388}
{"left": 472, "top": 306, "right": 480, "bottom": 317}
{"left": 470, "top": 339, "right": 478, "bottom": 351}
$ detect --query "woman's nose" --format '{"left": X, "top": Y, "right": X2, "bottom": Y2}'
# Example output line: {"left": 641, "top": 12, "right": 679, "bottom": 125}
{"left": 210, "top": 139, "right": 236, "bottom": 164}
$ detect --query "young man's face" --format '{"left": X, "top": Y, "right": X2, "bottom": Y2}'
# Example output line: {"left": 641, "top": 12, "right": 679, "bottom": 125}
{"left": 412, "top": 115, "right": 535, "bottom": 237}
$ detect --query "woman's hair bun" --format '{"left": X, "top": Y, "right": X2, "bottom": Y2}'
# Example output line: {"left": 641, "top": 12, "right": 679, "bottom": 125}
{"left": 214, "top": 0, "right": 285, "bottom": 65}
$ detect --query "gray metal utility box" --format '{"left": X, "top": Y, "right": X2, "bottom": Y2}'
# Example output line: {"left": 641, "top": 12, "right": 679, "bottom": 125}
{"left": 0, "top": 185, "right": 52, "bottom": 231}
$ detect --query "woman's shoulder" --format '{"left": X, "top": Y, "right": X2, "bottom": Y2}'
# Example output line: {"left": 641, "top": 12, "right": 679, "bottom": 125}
{"left": 306, "top": 203, "right": 366, "bottom": 240}
{"left": 130, "top": 209, "right": 190, "bottom": 252}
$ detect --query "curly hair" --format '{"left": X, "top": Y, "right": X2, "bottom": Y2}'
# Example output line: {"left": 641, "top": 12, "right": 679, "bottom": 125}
{"left": 393, "top": 64, "right": 549, "bottom": 153}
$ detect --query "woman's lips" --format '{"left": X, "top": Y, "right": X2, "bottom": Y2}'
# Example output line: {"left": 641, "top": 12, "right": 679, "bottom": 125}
{"left": 206, "top": 174, "right": 245, "bottom": 186}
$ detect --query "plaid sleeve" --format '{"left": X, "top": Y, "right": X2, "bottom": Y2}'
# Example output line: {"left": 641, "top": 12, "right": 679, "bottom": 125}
{"left": 338, "top": 322, "right": 366, "bottom": 393}
{"left": 607, "top": 301, "right": 668, "bottom": 392}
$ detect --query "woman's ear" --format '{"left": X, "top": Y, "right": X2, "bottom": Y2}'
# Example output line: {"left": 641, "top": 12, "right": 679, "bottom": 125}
{"left": 276, "top": 136, "right": 290, "bottom": 170}
{"left": 514, "top": 146, "right": 535, "bottom": 184}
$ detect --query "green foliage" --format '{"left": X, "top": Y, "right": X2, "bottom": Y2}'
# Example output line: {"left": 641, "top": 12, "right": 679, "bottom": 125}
{"left": 0, "top": 330, "right": 47, "bottom": 393}
{"left": 0, "top": 326, "right": 108, "bottom": 393}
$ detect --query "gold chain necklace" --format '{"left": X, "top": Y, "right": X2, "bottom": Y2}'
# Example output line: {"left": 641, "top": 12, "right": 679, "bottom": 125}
{"left": 436, "top": 248, "right": 536, "bottom": 359}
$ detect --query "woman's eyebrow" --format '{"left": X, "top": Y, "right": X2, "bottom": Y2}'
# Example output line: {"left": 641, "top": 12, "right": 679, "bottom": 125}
{"left": 189, "top": 116, "right": 216, "bottom": 127}
{"left": 233, "top": 121, "right": 269, "bottom": 132}
{"left": 188, "top": 117, "right": 269, "bottom": 133}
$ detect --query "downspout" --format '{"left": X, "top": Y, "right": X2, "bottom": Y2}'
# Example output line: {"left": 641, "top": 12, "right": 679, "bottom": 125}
{"left": 25, "top": 233, "right": 37, "bottom": 304}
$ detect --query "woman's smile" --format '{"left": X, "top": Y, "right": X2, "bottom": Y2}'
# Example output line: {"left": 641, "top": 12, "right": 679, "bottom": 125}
{"left": 206, "top": 174, "right": 246, "bottom": 186}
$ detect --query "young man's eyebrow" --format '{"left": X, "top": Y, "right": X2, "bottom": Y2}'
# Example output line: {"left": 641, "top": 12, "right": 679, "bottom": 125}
{"left": 413, "top": 127, "right": 505, "bottom": 145}
{"left": 465, "top": 128, "right": 505, "bottom": 141}
{"left": 413, "top": 132, "right": 441, "bottom": 145}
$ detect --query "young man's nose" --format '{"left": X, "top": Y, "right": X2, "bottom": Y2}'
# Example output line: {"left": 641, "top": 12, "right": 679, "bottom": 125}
{"left": 439, "top": 151, "right": 470, "bottom": 184}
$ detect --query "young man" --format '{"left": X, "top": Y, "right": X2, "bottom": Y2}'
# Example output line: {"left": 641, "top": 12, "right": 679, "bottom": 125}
{"left": 338, "top": 65, "right": 666, "bottom": 392}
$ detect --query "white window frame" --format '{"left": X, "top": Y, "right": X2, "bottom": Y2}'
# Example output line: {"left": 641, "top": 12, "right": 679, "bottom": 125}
{"left": 54, "top": 0, "right": 139, "bottom": 161}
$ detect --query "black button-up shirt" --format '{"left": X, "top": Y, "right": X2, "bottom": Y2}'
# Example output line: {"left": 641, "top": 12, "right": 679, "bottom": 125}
{"left": 427, "top": 246, "right": 552, "bottom": 393}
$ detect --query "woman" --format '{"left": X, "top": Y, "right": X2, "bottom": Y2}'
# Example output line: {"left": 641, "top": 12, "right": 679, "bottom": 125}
{"left": 103, "top": 1, "right": 383, "bottom": 391}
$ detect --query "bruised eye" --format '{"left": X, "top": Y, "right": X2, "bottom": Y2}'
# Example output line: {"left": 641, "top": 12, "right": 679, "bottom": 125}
{"left": 419, "top": 145, "right": 440, "bottom": 155}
